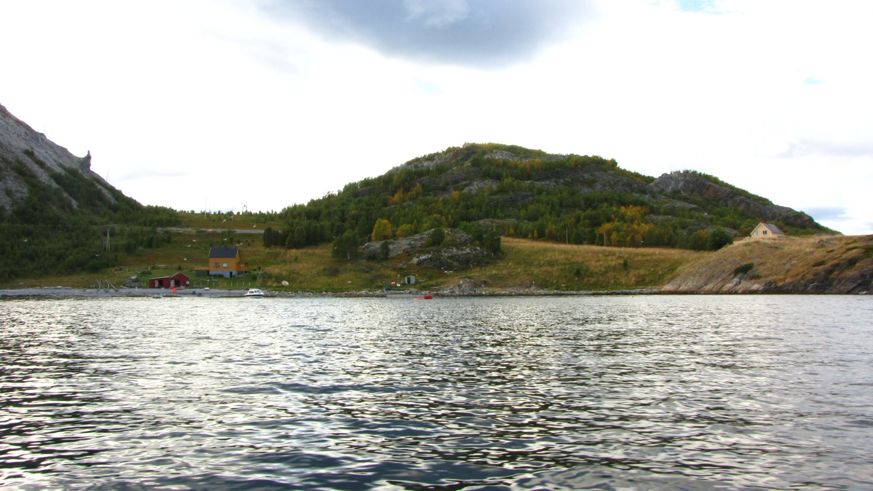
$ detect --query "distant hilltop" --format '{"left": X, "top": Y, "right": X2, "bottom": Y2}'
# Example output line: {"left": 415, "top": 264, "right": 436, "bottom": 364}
{"left": 274, "top": 142, "right": 830, "bottom": 254}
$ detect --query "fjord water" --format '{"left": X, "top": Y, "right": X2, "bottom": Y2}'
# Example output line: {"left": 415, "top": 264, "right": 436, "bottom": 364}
{"left": 1, "top": 296, "right": 872, "bottom": 489}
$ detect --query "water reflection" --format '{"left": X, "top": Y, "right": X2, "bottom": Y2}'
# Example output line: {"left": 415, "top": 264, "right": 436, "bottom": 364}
{"left": 1, "top": 296, "right": 872, "bottom": 489}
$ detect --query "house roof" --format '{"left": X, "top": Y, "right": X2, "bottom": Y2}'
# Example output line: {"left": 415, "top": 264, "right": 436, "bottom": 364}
{"left": 755, "top": 223, "right": 784, "bottom": 235}
{"left": 149, "top": 272, "right": 189, "bottom": 281}
{"left": 209, "top": 246, "right": 239, "bottom": 258}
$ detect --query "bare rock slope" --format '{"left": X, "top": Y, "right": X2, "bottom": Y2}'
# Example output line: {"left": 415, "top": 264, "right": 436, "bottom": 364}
{"left": 650, "top": 171, "right": 817, "bottom": 228}
{"left": 0, "top": 102, "right": 118, "bottom": 211}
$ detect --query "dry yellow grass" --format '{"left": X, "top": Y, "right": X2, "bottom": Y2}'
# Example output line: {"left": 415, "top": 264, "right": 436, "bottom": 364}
{"left": 3, "top": 233, "right": 708, "bottom": 292}
{"left": 460, "top": 237, "right": 705, "bottom": 291}
{"left": 11, "top": 234, "right": 868, "bottom": 293}
{"left": 664, "top": 235, "right": 873, "bottom": 293}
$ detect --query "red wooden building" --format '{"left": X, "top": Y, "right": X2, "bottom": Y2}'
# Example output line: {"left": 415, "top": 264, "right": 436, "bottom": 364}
{"left": 147, "top": 272, "right": 190, "bottom": 289}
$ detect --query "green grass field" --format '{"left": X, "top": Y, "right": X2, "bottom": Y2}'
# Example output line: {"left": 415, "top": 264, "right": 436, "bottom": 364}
{"left": 176, "top": 211, "right": 283, "bottom": 231}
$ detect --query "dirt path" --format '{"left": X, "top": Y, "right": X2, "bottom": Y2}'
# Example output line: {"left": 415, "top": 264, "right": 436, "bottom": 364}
{"left": 159, "top": 227, "right": 264, "bottom": 235}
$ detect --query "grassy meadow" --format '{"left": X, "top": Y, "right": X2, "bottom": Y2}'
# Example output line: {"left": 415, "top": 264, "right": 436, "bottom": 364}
{"left": 175, "top": 211, "right": 284, "bottom": 231}
{"left": 465, "top": 237, "right": 704, "bottom": 291}
{"left": 1, "top": 231, "right": 704, "bottom": 292}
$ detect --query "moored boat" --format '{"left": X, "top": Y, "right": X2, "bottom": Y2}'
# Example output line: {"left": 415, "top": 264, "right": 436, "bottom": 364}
{"left": 244, "top": 288, "right": 265, "bottom": 297}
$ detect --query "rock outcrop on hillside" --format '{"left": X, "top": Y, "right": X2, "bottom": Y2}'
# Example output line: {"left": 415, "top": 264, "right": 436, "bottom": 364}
{"left": 650, "top": 171, "right": 817, "bottom": 228}
{"left": 360, "top": 228, "right": 495, "bottom": 270}
{"left": 662, "top": 235, "right": 873, "bottom": 293}
{"left": 0, "top": 103, "right": 118, "bottom": 211}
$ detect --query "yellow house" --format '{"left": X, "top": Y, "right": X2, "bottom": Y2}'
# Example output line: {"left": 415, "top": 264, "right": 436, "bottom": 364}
{"left": 750, "top": 222, "right": 784, "bottom": 239}
{"left": 208, "top": 246, "right": 247, "bottom": 277}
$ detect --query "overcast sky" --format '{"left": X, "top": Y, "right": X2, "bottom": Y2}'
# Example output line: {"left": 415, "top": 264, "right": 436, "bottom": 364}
{"left": 2, "top": 0, "right": 872, "bottom": 234}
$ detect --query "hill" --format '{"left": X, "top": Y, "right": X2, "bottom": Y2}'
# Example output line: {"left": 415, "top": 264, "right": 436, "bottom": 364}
{"left": 0, "top": 103, "right": 178, "bottom": 279}
{"left": 272, "top": 143, "right": 828, "bottom": 255}
{"left": 1, "top": 106, "right": 846, "bottom": 291}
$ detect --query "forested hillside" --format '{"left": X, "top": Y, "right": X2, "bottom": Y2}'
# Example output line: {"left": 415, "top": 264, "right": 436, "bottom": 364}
{"left": 268, "top": 143, "right": 828, "bottom": 255}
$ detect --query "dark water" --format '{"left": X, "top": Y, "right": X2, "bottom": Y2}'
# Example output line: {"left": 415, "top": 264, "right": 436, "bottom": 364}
{"left": 1, "top": 295, "right": 872, "bottom": 490}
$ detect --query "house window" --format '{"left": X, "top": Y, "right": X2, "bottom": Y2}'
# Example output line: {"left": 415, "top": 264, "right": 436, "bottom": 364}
{"left": 222, "top": 262, "right": 228, "bottom": 268}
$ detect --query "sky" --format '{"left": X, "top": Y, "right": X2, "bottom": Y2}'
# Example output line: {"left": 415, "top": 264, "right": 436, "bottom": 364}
{"left": 1, "top": 0, "right": 872, "bottom": 235}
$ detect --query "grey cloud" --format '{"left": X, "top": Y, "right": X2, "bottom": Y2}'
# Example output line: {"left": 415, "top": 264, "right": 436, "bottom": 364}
{"left": 780, "top": 139, "right": 873, "bottom": 159}
{"left": 261, "top": 0, "right": 592, "bottom": 67}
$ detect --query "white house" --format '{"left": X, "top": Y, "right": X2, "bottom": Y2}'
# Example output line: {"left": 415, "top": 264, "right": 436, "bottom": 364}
{"left": 750, "top": 222, "right": 784, "bottom": 239}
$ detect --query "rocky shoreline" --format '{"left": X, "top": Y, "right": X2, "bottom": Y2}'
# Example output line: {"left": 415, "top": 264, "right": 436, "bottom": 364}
{"left": 0, "top": 286, "right": 660, "bottom": 300}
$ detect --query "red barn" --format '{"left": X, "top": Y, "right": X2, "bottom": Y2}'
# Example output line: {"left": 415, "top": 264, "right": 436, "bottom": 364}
{"left": 147, "top": 272, "right": 190, "bottom": 289}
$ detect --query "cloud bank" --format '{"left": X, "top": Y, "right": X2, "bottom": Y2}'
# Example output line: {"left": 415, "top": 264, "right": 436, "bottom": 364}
{"left": 261, "top": 0, "right": 591, "bottom": 67}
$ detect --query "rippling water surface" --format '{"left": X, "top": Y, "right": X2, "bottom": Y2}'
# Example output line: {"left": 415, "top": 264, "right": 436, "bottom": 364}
{"left": 1, "top": 295, "right": 872, "bottom": 489}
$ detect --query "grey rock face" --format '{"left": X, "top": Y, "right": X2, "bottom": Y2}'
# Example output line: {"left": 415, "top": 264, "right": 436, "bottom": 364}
{"left": 360, "top": 230, "right": 433, "bottom": 259}
{"left": 411, "top": 246, "right": 491, "bottom": 270}
{"left": 360, "top": 228, "right": 493, "bottom": 270}
{"left": 0, "top": 103, "right": 118, "bottom": 211}
{"left": 650, "top": 171, "right": 816, "bottom": 228}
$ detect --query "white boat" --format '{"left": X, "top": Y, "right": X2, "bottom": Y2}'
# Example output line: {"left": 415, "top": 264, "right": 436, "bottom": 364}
{"left": 244, "top": 288, "right": 265, "bottom": 297}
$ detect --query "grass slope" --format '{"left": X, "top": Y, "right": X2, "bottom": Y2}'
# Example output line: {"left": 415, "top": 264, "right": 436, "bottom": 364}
{"left": 460, "top": 238, "right": 702, "bottom": 291}
{"left": 0, "top": 231, "right": 702, "bottom": 292}
{"left": 664, "top": 235, "right": 873, "bottom": 293}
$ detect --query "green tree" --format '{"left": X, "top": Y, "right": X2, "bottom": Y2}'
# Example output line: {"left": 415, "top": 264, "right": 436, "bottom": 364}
{"left": 707, "top": 228, "right": 734, "bottom": 250}
{"left": 482, "top": 231, "right": 501, "bottom": 256}
{"left": 421, "top": 214, "right": 447, "bottom": 231}
{"left": 331, "top": 230, "right": 360, "bottom": 260}
{"left": 286, "top": 225, "right": 307, "bottom": 248}
{"left": 428, "top": 227, "right": 445, "bottom": 247}
{"left": 371, "top": 218, "right": 393, "bottom": 241}
{"left": 396, "top": 223, "right": 415, "bottom": 237}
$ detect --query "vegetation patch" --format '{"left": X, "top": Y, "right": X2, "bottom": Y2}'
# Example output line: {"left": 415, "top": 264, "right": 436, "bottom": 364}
{"left": 733, "top": 263, "right": 755, "bottom": 276}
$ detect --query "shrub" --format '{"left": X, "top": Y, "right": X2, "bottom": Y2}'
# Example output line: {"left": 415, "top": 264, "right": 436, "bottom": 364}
{"left": 396, "top": 224, "right": 415, "bottom": 238}
{"left": 428, "top": 227, "right": 445, "bottom": 247}
{"left": 481, "top": 231, "right": 502, "bottom": 256}
{"left": 733, "top": 263, "right": 754, "bottom": 275}
{"left": 707, "top": 228, "right": 734, "bottom": 250}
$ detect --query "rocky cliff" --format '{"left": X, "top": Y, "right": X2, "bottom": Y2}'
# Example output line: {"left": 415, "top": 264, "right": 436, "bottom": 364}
{"left": 360, "top": 228, "right": 495, "bottom": 270}
{"left": 0, "top": 103, "right": 119, "bottom": 212}
{"left": 650, "top": 171, "right": 818, "bottom": 229}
